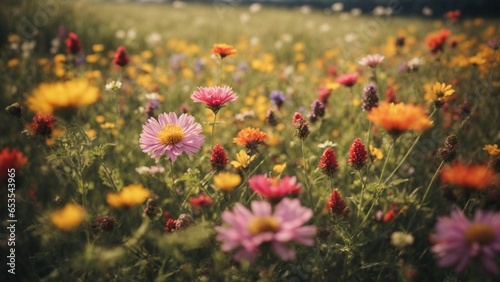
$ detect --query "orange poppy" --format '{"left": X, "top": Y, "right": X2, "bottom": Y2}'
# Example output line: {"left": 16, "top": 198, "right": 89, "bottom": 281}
{"left": 441, "top": 163, "right": 496, "bottom": 190}
{"left": 233, "top": 127, "right": 267, "bottom": 155}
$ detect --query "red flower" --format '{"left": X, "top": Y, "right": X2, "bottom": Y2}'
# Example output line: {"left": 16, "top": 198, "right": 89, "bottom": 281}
{"left": 189, "top": 194, "right": 213, "bottom": 209}
{"left": 318, "top": 148, "right": 339, "bottom": 178}
{"left": 113, "top": 46, "right": 129, "bottom": 67}
{"left": 165, "top": 218, "right": 177, "bottom": 233}
{"left": 317, "top": 84, "right": 332, "bottom": 105}
{"left": 425, "top": 29, "right": 451, "bottom": 54}
{"left": 328, "top": 188, "right": 349, "bottom": 218}
{"left": 29, "top": 113, "right": 56, "bottom": 138}
{"left": 335, "top": 73, "right": 358, "bottom": 87}
{"left": 0, "top": 148, "right": 28, "bottom": 181}
{"left": 210, "top": 144, "right": 228, "bottom": 172}
{"left": 445, "top": 10, "right": 461, "bottom": 23}
{"left": 385, "top": 88, "right": 397, "bottom": 103}
{"left": 65, "top": 32, "right": 82, "bottom": 54}
{"left": 383, "top": 203, "right": 398, "bottom": 223}
{"left": 348, "top": 138, "right": 367, "bottom": 170}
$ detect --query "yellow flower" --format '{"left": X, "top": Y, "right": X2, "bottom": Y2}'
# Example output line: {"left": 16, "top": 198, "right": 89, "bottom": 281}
{"left": 26, "top": 78, "right": 100, "bottom": 115}
{"left": 8, "top": 34, "right": 20, "bottom": 44}
{"left": 273, "top": 163, "right": 286, "bottom": 174}
{"left": 231, "top": 149, "right": 256, "bottom": 169}
{"left": 85, "top": 129, "right": 97, "bottom": 139}
{"left": 100, "top": 122, "right": 115, "bottom": 129}
{"left": 213, "top": 172, "right": 241, "bottom": 192}
{"left": 92, "top": 44, "right": 105, "bottom": 53}
{"left": 50, "top": 203, "right": 84, "bottom": 231}
{"left": 95, "top": 115, "right": 105, "bottom": 123}
{"left": 369, "top": 145, "right": 384, "bottom": 160}
{"left": 469, "top": 55, "right": 486, "bottom": 66}
{"left": 8, "top": 58, "right": 20, "bottom": 67}
{"left": 483, "top": 144, "right": 500, "bottom": 156}
{"left": 86, "top": 54, "right": 100, "bottom": 63}
{"left": 424, "top": 82, "right": 455, "bottom": 102}
{"left": 107, "top": 184, "right": 150, "bottom": 208}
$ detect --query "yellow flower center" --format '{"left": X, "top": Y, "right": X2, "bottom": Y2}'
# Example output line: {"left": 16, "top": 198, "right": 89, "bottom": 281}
{"left": 465, "top": 223, "right": 495, "bottom": 245}
{"left": 247, "top": 217, "right": 280, "bottom": 235}
{"left": 158, "top": 124, "right": 184, "bottom": 145}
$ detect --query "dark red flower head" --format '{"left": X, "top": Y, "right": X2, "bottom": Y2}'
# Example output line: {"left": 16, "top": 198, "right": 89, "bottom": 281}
{"left": 165, "top": 218, "right": 177, "bottom": 233}
{"left": 292, "top": 112, "right": 310, "bottom": 140}
{"left": 113, "top": 46, "right": 129, "bottom": 67}
{"left": 0, "top": 147, "right": 28, "bottom": 181}
{"left": 66, "top": 32, "right": 82, "bottom": 54}
{"left": 96, "top": 215, "right": 116, "bottom": 232}
{"left": 328, "top": 188, "right": 349, "bottom": 218}
{"left": 445, "top": 10, "right": 461, "bottom": 23}
{"left": 348, "top": 138, "right": 367, "bottom": 170}
{"left": 29, "top": 113, "right": 57, "bottom": 138}
{"left": 210, "top": 144, "right": 228, "bottom": 173}
{"left": 318, "top": 148, "right": 339, "bottom": 178}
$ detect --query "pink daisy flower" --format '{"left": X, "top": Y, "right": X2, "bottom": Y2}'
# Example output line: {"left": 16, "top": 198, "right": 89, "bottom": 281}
{"left": 431, "top": 208, "right": 500, "bottom": 274}
{"left": 140, "top": 112, "right": 205, "bottom": 162}
{"left": 216, "top": 198, "right": 316, "bottom": 262}
{"left": 248, "top": 174, "right": 300, "bottom": 200}
{"left": 335, "top": 73, "right": 359, "bottom": 87}
{"left": 358, "top": 54, "right": 385, "bottom": 68}
{"left": 191, "top": 85, "right": 238, "bottom": 114}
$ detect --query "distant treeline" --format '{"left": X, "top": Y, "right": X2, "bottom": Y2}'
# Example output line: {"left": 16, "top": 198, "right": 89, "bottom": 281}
{"left": 187, "top": 0, "right": 500, "bottom": 17}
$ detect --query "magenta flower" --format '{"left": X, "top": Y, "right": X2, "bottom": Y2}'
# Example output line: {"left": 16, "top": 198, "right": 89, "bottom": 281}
{"left": 191, "top": 86, "right": 238, "bottom": 114}
{"left": 358, "top": 54, "right": 385, "bottom": 68}
{"left": 248, "top": 174, "right": 300, "bottom": 200}
{"left": 140, "top": 112, "right": 205, "bottom": 162}
{"left": 431, "top": 208, "right": 500, "bottom": 274}
{"left": 335, "top": 73, "right": 359, "bottom": 87}
{"left": 216, "top": 198, "right": 316, "bottom": 262}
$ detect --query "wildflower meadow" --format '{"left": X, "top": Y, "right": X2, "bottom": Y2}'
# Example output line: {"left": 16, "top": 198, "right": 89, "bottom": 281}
{"left": 1, "top": 1, "right": 500, "bottom": 281}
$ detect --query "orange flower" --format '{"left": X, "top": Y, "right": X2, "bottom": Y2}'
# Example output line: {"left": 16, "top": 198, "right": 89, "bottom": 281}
{"left": 212, "top": 43, "right": 237, "bottom": 58}
{"left": 367, "top": 102, "right": 432, "bottom": 137}
{"left": 441, "top": 163, "right": 496, "bottom": 190}
{"left": 233, "top": 127, "right": 267, "bottom": 155}
{"left": 425, "top": 29, "right": 451, "bottom": 54}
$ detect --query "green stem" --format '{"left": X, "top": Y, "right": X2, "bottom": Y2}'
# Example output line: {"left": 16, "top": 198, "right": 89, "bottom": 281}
{"left": 378, "top": 141, "right": 395, "bottom": 183}
{"left": 301, "top": 140, "right": 314, "bottom": 210}
{"left": 356, "top": 170, "right": 367, "bottom": 218}
{"left": 407, "top": 161, "right": 444, "bottom": 230}
{"left": 211, "top": 112, "right": 217, "bottom": 148}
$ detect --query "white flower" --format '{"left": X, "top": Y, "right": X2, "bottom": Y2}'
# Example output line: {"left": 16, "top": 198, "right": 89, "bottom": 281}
{"left": 390, "top": 231, "right": 414, "bottom": 249}
{"left": 359, "top": 54, "right": 385, "bottom": 68}
{"left": 105, "top": 81, "right": 122, "bottom": 92}
{"left": 318, "top": 140, "right": 338, "bottom": 149}
{"left": 331, "top": 3, "right": 344, "bottom": 12}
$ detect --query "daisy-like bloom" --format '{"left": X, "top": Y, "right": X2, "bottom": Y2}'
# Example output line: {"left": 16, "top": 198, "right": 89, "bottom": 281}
{"left": 212, "top": 43, "right": 237, "bottom": 59}
{"left": 367, "top": 102, "right": 433, "bottom": 138}
{"left": 210, "top": 144, "right": 228, "bottom": 172}
{"left": 233, "top": 127, "right": 267, "bottom": 155}
{"left": 369, "top": 145, "right": 384, "bottom": 160}
{"left": 335, "top": 73, "right": 358, "bottom": 87}
{"left": 441, "top": 163, "right": 496, "bottom": 191}
{"left": 216, "top": 198, "right": 316, "bottom": 262}
{"left": 140, "top": 112, "right": 205, "bottom": 162}
{"left": 348, "top": 138, "right": 367, "bottom": 170}
{"left": 213, "top": 172, "right": 242, "bottom": 192}
{"left": 113, "top": 45, "right": 129, "bottom": 67}
{"left": 26, "top": 78, "right": 100, "bottom": 116}
{"left": 358, "top": 54, "right": 385, "bottom": 68}
{"left": 248, "top": 174, "right": 300, "bottom": 200}
{"left": 327, "top": 189, "right": 349, "bottom": 218}
{"left": 424, "top": 82, "right": 455, "bottom": 107}
{"left": 0, "top": 147, "right": 28, "bottom": 181}
{"left": 431, "top": 208, "right": 500, "bottom": 274}
{"left": 231, "top": 149, "right": 256, "bottom": 169}
{"left": 106, "top": 184, "right": 151, "bottom": 208}
{"left": 28, "top": 113, "right": 57, "bottom": 138}
{"left": 191, "top": 86, "right": 238, "bottom": 114}
{"left": 105, "top": 80, "right": 122, "bottom": 92}
{"left": 318, "top": 148, "right": 339, "bottom": 178}
{"left": 484, "top": 144, "right": 500, "bottom": 156}
{"left": 50, "top": 203, "right": 84, "bottom": 231}
{"left": 65, "top": 32, "right": 81, "bottom": 54}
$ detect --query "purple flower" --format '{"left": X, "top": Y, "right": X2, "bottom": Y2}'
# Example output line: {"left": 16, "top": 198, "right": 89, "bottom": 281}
{"left": 216, "top": 198, "right": 316, "bottom": 262}
{"left": 140, "top": 112, "right": 204, "bottom": 162}
{"left": 431, "top": 208, "right": 500, "bottom": 274}
{"left": 269, "top": 90, "right": 286, "bottom": 109}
